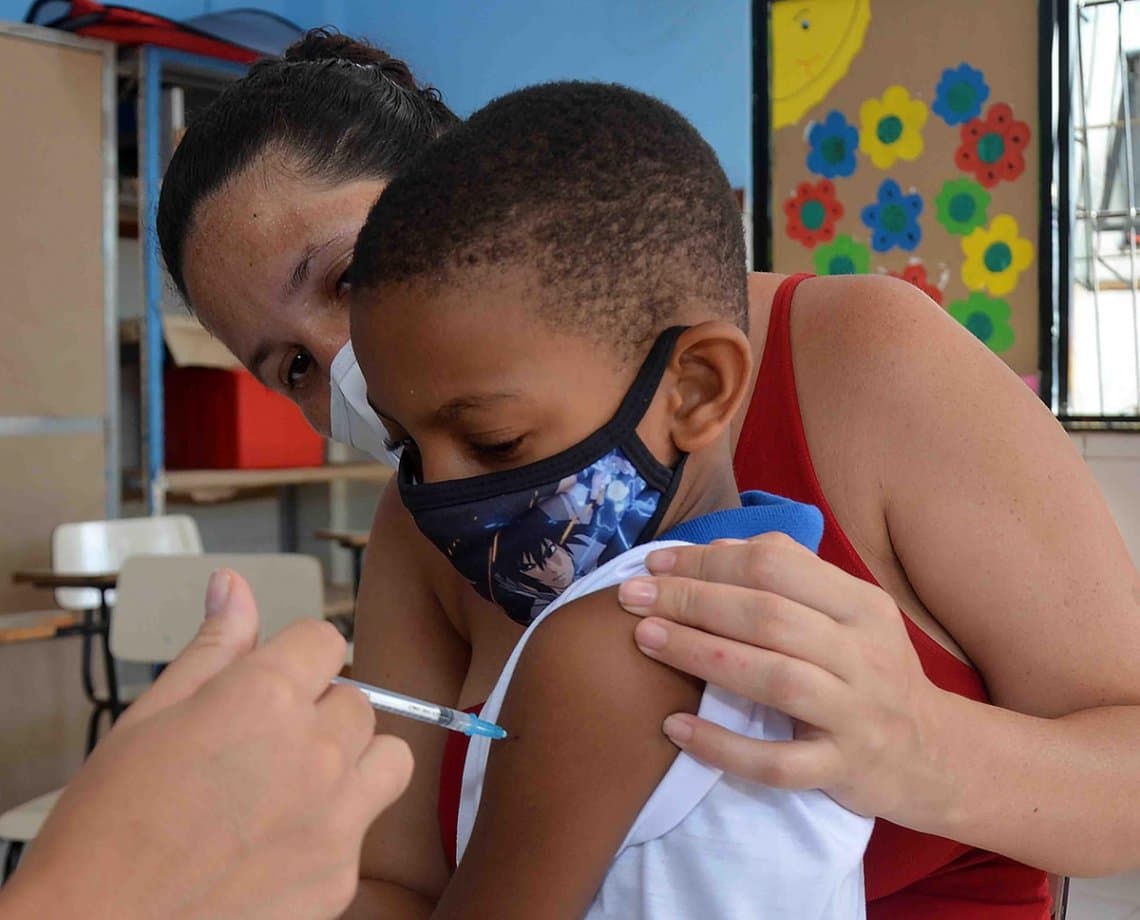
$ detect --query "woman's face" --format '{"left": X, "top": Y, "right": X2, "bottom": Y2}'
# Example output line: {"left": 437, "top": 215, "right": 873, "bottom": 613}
{"left": 181, "top": 161, "right": 386, "bottom": 435}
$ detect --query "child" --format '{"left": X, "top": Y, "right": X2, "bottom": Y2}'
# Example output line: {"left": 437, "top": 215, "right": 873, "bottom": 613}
{"left": 349, "top": 81, "right": 872, "bottom": 918}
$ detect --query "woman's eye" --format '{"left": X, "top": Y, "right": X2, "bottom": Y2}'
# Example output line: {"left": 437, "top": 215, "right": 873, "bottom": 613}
{"left": 285, "top": 350, "right": 314, "bottom": 390}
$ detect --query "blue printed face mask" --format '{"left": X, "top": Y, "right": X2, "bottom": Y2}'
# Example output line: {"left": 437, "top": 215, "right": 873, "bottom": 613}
{"left": 397, "top": 327, "right": 688, "bottom": 626}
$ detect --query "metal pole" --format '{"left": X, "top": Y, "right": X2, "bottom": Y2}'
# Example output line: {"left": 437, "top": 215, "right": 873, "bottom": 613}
{"left": 1075, "top": 4, "right": 1108, "bottom": 413}
{"left": 140, "top": 48, "right": 166, "bottom": 514}
{"left": 101, "top": 40, "right": 120, "bottom": 519}
{"left": 1114, "top": 0, "right": 1140, "bottom": 408}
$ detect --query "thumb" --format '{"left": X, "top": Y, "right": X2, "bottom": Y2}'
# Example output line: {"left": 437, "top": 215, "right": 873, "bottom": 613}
{"left": 116, "top": 569, "right": 261, "bottom": 727}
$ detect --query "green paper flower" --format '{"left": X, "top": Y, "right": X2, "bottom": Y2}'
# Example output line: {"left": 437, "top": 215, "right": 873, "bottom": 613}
{"left": 812, "top": 234, "right": 870, "bottom": 275}
{"left": 935, "top": 178, "right": 990, "bottom": 236}
{"left": 948, "top": 292, "right": 1015, "bottom": 352}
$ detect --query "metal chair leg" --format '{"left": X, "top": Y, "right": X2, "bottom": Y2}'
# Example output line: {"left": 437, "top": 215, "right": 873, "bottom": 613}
{"left": 2, "top": 840, "right": 23, "bottom": 884}
{"left": 86, "top": 702, "right": 110, "bottom": 755}
{"left": 97, "top": 592, "right": 121, "bottom": 720}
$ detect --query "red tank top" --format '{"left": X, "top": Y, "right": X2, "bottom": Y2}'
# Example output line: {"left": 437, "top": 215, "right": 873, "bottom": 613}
{"left": 734, "top": 274, "right": 1049, "bottom": 918}
{"left": 437, "top": 274, "right": 1050, "bottom": 916}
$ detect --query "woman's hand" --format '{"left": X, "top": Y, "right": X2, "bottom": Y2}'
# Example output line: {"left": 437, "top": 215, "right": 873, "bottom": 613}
{"left": 2, "top": 571, "right": 413, "bottom": 920}
{"left": 618, "top": 532, "right": 954, "bottom": 824}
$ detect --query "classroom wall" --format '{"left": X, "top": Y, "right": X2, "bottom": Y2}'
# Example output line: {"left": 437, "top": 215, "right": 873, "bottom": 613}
{"left": 0, "top": 0, "right": 752, "bottom": 193}
{"left": 338, "top": 1, "right": 752, "bottom": 193}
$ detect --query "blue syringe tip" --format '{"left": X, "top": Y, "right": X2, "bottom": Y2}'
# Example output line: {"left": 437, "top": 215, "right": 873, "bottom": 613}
{"left": 466, "top": 716, "right": 508, "bottom": 740}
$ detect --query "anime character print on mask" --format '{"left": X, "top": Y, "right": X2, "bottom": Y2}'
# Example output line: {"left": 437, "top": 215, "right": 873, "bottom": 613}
{"left": 397, "top": 327, "right": 689, "bottom": 626}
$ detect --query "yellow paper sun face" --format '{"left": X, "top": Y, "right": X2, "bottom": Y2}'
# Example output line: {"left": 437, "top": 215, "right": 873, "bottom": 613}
{"left": 772, "top": 0, "right": 872, "bottom": 129}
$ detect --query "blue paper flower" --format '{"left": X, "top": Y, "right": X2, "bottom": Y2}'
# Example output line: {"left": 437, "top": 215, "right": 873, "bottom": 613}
{"left": 806, "top": 111, "right": 859, "bottom": 179}
{"left": 860, "top": 179, "right": 923, "bottom": 252}
{"left": 932, "top": 63, "right": 989, "bottom": 126}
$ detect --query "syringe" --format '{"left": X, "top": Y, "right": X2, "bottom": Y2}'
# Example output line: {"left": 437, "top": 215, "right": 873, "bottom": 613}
{"left": 331, "top": 676, "right": 508, "bottom": 740}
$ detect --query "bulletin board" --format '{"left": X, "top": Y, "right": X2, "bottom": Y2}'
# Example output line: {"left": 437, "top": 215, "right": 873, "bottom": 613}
{"left": 764, "top": 0, "right": 1049, "bottom": 382}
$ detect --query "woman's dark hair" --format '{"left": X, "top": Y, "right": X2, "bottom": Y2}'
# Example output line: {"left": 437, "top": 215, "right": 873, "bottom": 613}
{"left": 157, "top": 28, "right": 459, "bottom": 300}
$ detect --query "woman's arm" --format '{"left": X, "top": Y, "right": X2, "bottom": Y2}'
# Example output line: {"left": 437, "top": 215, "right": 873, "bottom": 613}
{"left": 344, "top": 483, "right": 472, "bottom": 916}
{"left": 434, "top": 589, "right": 702, "bottom": 918}
{"left": 618, "top": 277, "right": 1140, "bottom": 876}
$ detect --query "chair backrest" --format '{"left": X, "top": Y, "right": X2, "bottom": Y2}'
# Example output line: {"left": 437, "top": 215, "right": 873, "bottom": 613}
{"left": 110, "top": 553, "right": 324, "bottom": 663}
{"left": 51, "top": 515, "right": 203, "bottom": 610}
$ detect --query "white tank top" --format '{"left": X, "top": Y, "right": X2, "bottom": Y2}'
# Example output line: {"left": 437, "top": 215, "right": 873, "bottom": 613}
{"left": 457, "top": 540, "right": 873, "bottom": 918}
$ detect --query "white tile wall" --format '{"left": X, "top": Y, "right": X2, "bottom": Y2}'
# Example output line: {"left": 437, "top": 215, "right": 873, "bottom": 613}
{"left": 1068, "top": 871, "right": 1140, "bottom": 918}
{"left": 1064, "top": 437, "right": 1140, "bottom": 915}
{"left": 1072, "top": 432, "right": 1140, "bottom": 564}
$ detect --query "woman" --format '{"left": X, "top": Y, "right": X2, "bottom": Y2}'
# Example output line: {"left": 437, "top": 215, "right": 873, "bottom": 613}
{"left": 157, "top": 30, "right": 1140, "bottom": 918}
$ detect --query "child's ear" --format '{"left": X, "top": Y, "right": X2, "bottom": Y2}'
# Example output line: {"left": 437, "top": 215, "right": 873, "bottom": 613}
{"left": 666, "top": 322, "right": 753, "bottom": 454}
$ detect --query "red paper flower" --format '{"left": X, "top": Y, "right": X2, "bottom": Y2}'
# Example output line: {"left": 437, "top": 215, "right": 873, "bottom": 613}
{"left": 889, "top": 262, "right": 943, "bottom": 305}
{"left": 784, "top": 179, "right": 844, "bottom": 248}
{"left": 954, "top": 102, "right": 1030, "bottom": 188}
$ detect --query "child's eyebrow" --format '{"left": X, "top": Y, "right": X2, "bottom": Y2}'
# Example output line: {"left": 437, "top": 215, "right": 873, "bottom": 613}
{"left": 435, "top": 392, "right": 520, "bottom": 421}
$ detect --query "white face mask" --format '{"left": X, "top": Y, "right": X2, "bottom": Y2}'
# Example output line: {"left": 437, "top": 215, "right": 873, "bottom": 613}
{"left": 329, "top": 340, "right": 401, "bottom": 467}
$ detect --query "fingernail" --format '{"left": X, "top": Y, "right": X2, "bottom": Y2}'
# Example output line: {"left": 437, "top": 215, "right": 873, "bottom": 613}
{"left": 646, "top": 549, "right": 677, "bottom": 573}
{"left": 634, "top": 619, "right": 668, "bottom": 651}
{"left": 618, "top": 578, "right": 657, "bottom": 612}
{"left": 205, "top": 569, "right": 232, "bottom": 619}
{"left": 663, "top": 714, "right": 694, "bottom": 746}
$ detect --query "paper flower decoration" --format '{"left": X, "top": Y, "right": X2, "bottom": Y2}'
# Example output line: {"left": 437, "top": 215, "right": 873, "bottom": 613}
{"left": 961, "top": 214, "right": 1034, "bottom": 296}
{"left": 955, "top": 102, "right": 1030, "bottom": 188}
{"left": 784, "top": 179, "right": 845, "bottom": 248}
{"left": 889, "top": 262, "right": 943, "bottom": 305}
{"left": 806, "top": 111, "right": 859, "bottom": 179}
{"left": 860, "top": 179, "right": 923, "bottom": 252}
{"left": 859, "top": 85, "right": 928, "bottom": 169}
{"left": 932, "top": 63, "right": 990, "bottom": 126}
{"left": 948, "top": 292, "right": 1015, "bottom": 352}
{"left": 935, "top": 177, "right": 990, "bottom": 236}
{"left": 813, "top": 234, "right": 870, "bottom": 275}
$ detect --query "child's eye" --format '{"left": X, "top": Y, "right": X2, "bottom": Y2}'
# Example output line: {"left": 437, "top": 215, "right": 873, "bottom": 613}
{"left": 469, "top": 435, "right": 525, "bottom": 460}
{"left": 334, "top": 265, "right": 352, "bottom": 299}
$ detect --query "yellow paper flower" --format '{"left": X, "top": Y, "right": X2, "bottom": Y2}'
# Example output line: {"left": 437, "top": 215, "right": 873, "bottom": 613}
{"left": 859, "top": 85, "right": 928, "bottom": 169}
{"left": 960, "top": 214, "right": 1034, "bottom": 296}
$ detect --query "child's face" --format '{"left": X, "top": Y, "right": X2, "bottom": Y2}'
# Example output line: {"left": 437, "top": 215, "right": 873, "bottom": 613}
{"left": 350, "top": 268, "right": 677, "bottom": 484}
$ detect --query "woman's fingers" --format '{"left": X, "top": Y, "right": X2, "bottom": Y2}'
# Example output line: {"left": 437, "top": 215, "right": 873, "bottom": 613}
{"left": 119, "top": 570, "right": 261, "bottom": 727}
{"left": 249, "top": 616, "right": 349, "bottom": 701}
{"left": 661, "top": 714, "right": 843, "bottom": 792}
{"left": 355, "top": 734, "right": 415, "bottom": 814}
{"left": 622, "top": 579, "right": 853, "bottom": 680}
{"left": 635, "top": 618, "right": 855, "bottom": 731}
{"left": 314, "top": 683, "right": 379, "bottom": 765}
{"left": 640, "top": 532, "right": 888, "bottom": 626}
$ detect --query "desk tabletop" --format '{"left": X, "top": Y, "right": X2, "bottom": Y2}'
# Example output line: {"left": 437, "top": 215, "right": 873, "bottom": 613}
{"left": 12, "top": 570, "right": 118, "bottom": 590}
{"left": 313, "top": 529, "right": 369, "bottom": 550}
{"left": 0, "top": 610, "right": 85, "bottom": 644}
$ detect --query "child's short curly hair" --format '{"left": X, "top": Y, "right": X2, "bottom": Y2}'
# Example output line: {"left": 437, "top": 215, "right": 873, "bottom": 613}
{"left": 351, "top": 80, "right": 748, "bottom": 358}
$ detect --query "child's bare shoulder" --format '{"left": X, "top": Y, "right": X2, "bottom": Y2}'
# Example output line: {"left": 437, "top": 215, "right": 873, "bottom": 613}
{"left": 448, "top": 588, "right": 703, "bottom": 914}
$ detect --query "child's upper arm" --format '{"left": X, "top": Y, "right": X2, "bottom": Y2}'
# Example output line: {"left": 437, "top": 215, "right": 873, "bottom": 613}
{"left": 433, "top": 586, "right": 703, "bottom": 919}
{"left": 353, "top": 482, "right": 471, "bottom": 901}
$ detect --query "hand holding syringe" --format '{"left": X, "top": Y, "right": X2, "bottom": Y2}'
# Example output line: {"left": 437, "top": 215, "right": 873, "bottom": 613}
{"left": 332, "top": 676, "right": 507, "bottom": 739}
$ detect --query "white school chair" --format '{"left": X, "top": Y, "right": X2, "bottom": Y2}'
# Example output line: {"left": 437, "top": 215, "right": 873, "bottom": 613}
{"left": 52, "top": 515, "right": 204, "bottom": 751}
